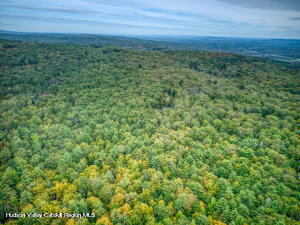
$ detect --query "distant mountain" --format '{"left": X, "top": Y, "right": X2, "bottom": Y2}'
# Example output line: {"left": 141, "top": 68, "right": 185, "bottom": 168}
{"left": 0, "top": 30, "right": 176, "bottom": 50}
{"left": 136, "top": 35, "right": 300, "bottom": 62}
{"left": 0, "top": 30, "right": 299, "bottom": 63}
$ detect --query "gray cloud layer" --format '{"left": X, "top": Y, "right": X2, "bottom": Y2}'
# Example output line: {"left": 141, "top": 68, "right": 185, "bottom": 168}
{"left": 218, "top": 0, "right": 300, "bottom": 11}
{"left": 1, "top": 4, "right": 99, "bottom": 14}
{"left": 290, "top": 17, "right": 300, "bottom": 20}
{"left": 0, "top": 0, "right": 299, "bottom": 38}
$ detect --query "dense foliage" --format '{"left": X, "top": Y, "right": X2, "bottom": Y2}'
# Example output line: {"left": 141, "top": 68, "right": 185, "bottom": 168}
{"left": 0, "top": 39, "right": 299, "bottom": 225}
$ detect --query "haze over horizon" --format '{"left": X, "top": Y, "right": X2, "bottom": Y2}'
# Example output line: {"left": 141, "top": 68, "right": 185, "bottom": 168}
{"left": 0, "top": 0, "right": 300, "bottom": 39}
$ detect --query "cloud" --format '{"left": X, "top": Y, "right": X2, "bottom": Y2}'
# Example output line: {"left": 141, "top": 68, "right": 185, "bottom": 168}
{"left": 0, "top": 0, "right": 299, "bottom": 38}
{"left": 217, "top": 0, "right": 300, "bottom": 11}
{"left": 1, "top": 4, "right": 98, "bottom": 14}
{"left": 1, "top": 13, "right": 200, "bottom": 31}
{"left": 290, "top": 17, "right": 300, "bottom": 20}
{"left": 1, "top": 2, "right": 200, "bottom": 24}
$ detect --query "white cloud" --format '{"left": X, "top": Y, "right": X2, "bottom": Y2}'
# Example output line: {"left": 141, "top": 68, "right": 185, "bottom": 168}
{"left": 0, "top": 0, "right": 299, "bottom": 38}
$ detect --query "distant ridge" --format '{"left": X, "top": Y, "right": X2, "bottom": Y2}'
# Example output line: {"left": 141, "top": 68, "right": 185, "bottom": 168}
{"left": 0, "top": 30, "right": 299, "bottom": 63}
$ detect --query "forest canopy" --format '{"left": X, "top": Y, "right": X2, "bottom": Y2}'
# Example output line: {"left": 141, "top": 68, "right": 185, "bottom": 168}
{"left": 0, "top": 39, "right": 299, "bottom": 225}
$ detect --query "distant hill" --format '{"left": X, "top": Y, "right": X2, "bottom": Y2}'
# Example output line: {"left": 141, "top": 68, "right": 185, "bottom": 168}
{"left": 0, "top": 30, "right": 178, "bottom": 50}
{"left": 0, "top": 30, "right": 299, "bottom": 63}
{"left": 136, "top": 35, "right": 300, "bottom": 62}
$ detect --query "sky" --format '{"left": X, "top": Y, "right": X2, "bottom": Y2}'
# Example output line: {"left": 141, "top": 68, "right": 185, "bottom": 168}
{"left": 0, "top": 0, "right": 300, "bottom": 38}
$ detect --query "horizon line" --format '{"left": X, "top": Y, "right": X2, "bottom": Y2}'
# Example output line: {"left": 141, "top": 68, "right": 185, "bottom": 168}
{"left": 1, "top": 29, "right": 300, "bottom": 41}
